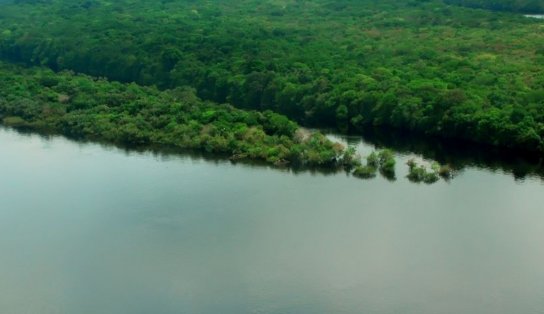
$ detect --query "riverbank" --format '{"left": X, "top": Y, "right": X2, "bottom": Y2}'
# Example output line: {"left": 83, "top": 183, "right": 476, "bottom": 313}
{"left": 4, "top": 61, "right": 544, "bottom": 183}
{"left": 0, "top": 62, "right": 366, "bottom": 171}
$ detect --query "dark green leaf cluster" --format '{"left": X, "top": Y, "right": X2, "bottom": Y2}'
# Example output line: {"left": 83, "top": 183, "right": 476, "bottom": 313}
{"left": 378, "top": 149, "right": 396, "bottom": 180}
{"left": 353, "top": 150, "right": 396, "bottom": 180}
{"left": 353, "top": 164, "right": 378, "bottom": 179}
{"left": 406, "top": 159, "right": 441, "bottom": 184}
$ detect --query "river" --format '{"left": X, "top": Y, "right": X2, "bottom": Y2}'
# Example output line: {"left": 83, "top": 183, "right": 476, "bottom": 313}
{"left": 1, "top": 127, "right": 544, "bottom": 314}
{"left": 525, "top": 14, "right": 544, "bottom": 19}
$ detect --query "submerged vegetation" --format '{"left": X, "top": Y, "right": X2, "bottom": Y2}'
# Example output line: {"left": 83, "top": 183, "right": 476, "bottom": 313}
{"left": 406, "top": 159, "right": 456, "bottom": 184}
{"left": 378, "top": 149, "right": 396, "bottom": 180}
{"left": 353, "top": 152, "right": 378, "bottom": 179}
{"left": 353, "top": 149, "right": 397, "bottom": 181}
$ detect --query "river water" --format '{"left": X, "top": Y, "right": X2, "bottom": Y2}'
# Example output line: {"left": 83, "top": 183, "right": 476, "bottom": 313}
{"left": 1, "top": 127, "right": 544, "bottom": 314}
{"left": 525, "top": 14, "right": 544, "bottom": 19}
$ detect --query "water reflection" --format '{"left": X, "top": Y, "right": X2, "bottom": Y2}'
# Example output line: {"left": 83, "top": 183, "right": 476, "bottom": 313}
{"left": 349, "top": 127, "right": 544, "bottom": 182}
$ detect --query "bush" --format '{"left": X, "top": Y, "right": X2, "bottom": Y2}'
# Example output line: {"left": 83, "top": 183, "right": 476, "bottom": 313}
{"left": 353, "top": 165, "right": 377, "bottom": 179}
{"left": 367, "top": 151, "right": 379, "bottom": 168}
{"left": 378, "top": 149, "right": 396, "bottom": 180}
{"left": 2, "top": 116, "right": 27, "bottom": 128}
{"left": 407, "top": 159, "right": 440, "bottom": 184}
{"left": 341, "top": 147, "right": 362, "bottom": 169}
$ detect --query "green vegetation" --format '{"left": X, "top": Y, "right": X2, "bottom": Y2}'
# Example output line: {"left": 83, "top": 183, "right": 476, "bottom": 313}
{"left": 353, "top": 164, "right": 378, "bottom": 179}
{"left": 340, "top": 146, "right": 362, "bottom": 170}
{"left": 0, "top": 62, "right": 358, "bottom": 169}
{"left": 3, "top": 59, "right": 460, "bottom": 183}
{"left": 0, "top": 61, "right": 454, "bottom": 183}
{"left": 446, "top": 0, "right": 544, "bottom": 13}
{"left": 353, "top": 150, "right": 396, "bottom": 180}
{"left": 436, "top": 163, "right": 455, "bottom": 179}
{"left": 353, "top": 152, "right": 378, "bottom": 179}
{"left": 407, "top": 159, "right": 441, "bottom": 184}
{"left": 1, "top": 0, "right": 544, "bottom": 154}
{"left": 378, "top": 149, "right": 396, "bottom": 180}
{"left": 0, "top": 0, "right": 543, "bottom": 184}
{"left": 366, "top": 152, "right": 380, "bottom": 169}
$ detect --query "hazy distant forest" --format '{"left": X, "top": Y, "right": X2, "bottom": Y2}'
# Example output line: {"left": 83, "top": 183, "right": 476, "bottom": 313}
{"left": 1, "top": 0, "right": 544, "bottom": 160}
{"left": 446, "top": 0, "right": 544, "bottom": 13}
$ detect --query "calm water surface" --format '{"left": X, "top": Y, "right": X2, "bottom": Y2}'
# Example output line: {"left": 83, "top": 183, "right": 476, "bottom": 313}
{"left": 525, "top": 14, "right": 544, "bottom": 19}
{"left": 1, "top": 127, "right": 544, "bottom": 314}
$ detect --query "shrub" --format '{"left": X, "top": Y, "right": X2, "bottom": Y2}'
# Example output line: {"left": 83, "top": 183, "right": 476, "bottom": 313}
{"left": 353, "top": 165, "right": 377, "bottom": 179}
{"left": 378, "top": 149, "right": 396, "bottom": 180}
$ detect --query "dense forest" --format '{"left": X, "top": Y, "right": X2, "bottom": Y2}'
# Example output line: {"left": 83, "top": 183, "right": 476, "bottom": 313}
{"left": 0, "top": 0, "right": 543, "bottom": 156}
{"left": 446, "top": 0, "right": 544, "bottom": 13}
{"left": 0, "top": 61, "right": 359, "bottom": 169}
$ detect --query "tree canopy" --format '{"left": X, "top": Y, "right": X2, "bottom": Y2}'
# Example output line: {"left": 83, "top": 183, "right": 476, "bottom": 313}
{"left": 0, "top": 0, "right": 543, "bottom": 153}
{"left": 0, "top": 62, "right": 354, "bottom": 169}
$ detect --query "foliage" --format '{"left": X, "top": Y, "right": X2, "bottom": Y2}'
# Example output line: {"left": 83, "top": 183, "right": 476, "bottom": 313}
{"left": 0, "top": 0, "right": 543, "bottom": 154}
{"left": 0, "top": 62, "right": 351, "bottom": 168}
{"left": 407, "top": 159, "right": 441, "bottom": 184}
{"left": 378, "top": 149, "right": 396, "bottom": 180}
{"left": 353, "top": 150, "right": 396, "bottom": 180}
{"left": 366, "top": 152, "right": 379, "bottom": 169}
{"left": 353, "top": 165, "right": 377, "bottom": 179}
{"left": 352, "top": 149, "right": 396, "bottom": 180}
{"left": 341, "top": 146, "right": 362, "bottom": 170}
